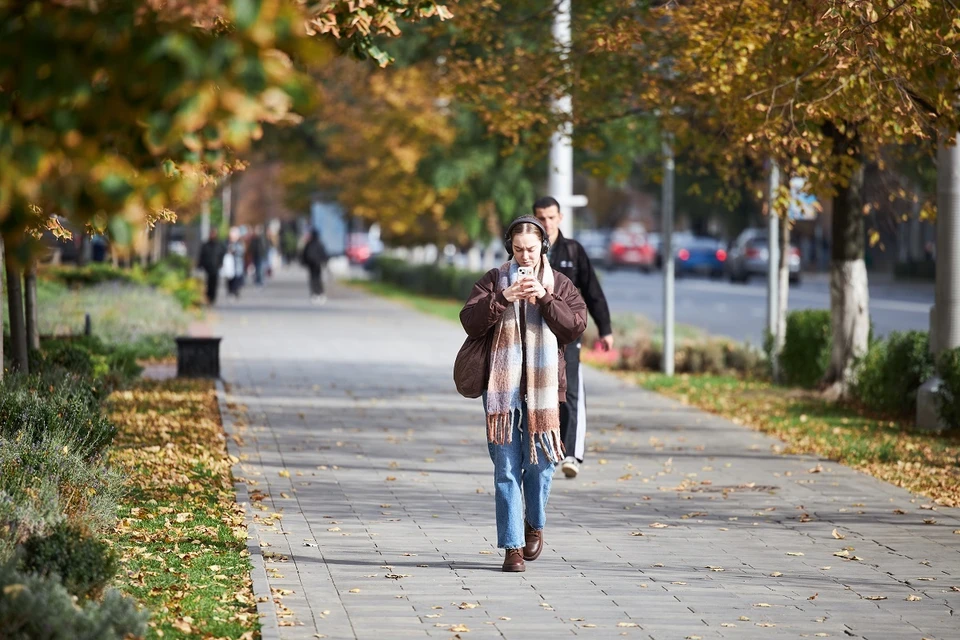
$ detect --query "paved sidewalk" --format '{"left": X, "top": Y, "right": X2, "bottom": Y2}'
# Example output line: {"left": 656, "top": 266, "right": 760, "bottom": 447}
{"left": 213, "top": 268, "right": 959, "bottom": 640}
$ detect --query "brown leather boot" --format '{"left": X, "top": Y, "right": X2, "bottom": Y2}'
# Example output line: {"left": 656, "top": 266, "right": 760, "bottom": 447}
{"left": 523, "top": 521, "right": 543, "bottom": 561}
{"left": 502, "top": 548, "right": 526, "bottom": 572}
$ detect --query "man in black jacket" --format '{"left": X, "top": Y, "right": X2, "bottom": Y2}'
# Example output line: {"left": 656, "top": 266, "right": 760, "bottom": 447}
{"left": 197, "top": 229, "right": 226, "bottom": 305}
{"left": 534, "top": 197, "right": 613, "bottom": 478}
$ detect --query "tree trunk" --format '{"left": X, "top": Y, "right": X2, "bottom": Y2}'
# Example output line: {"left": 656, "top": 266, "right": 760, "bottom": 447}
{"left": 24, "top": 260, "right": 39, "bottom": 352}
{"left": 823, "top": 125, "right": 870, "bottom": 398}
{"left": 5, "top": 249, "right": 28, "bottom": 374}
{"left": 0, "top": 237, "right": 5, "bottom": 380}
{"left": 773, "top": 220, "right": 791, "bottom": 383}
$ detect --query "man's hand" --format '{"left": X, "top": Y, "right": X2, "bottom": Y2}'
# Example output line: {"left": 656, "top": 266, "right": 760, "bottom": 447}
{"left": 599, "top": 334, "right": 614, "bottom": 352}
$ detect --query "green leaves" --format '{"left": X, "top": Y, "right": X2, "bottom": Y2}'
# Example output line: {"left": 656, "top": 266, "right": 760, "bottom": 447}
{"left": 232, "top": 0, "right": 263, "bottom": 30}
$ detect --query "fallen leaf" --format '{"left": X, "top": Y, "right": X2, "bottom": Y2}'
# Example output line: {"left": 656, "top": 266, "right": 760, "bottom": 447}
{"left": 458, "top": 603, "right": 479, "bottom": 609}
{"left": 832, "top": 529, "right": 845, "bottom": 540}
{"left": 756, "top": 622, "right": 776, "bottom": 627}
{"left": 448, "top": 624, "right": 470, "bottom": 633}
{"left": 618, "top": 622, "right": 640, "bottom": 628}
{"left": 808, "top": 593, "right": 818, "bottom": 600}
{"left": 753, "top": 603, "right": 771, "bottom": 607}
{"left": 863, "top": 595, "right": 887, "bottom": 600}
{"left": 905, "top": 594, "right": 922, "bottom": 601}
{"left": 499, "top": 616, "right": 511, "bottom": 621}
{"left": 738, "top": 616, "right": 750, "bottom": 621}
{"left": 582, "top": 624, "right": 597, "bottom": 628}
{"left": 786, "top": 552, "right": 804, "bottom": 556}
{"left": 650, "top": 522, "right": 669, "bottom": 528}
{"left": 720, "top": 623, "right": 736, "bottom": 628}
{"left": 278, "top": 470, "right": 290, "bottom": 478}
{"left": 630, "top": 531, "right": 645, "bottom": 536}
{"left": 769, "top": 572, "right": 783, "bottom": 577}
{"left": 570, "top": 618, "right": 585, "bottom": 622}
{"left": 348, "top": 589, "right": 360, "bottom": 594}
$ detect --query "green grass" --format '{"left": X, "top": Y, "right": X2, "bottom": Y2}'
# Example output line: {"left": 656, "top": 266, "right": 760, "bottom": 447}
{"left": 108, "top": 380, "right": 258, "bottom": 639}
{"left": 348, "top": 279, "right": 463, "bottom": 323}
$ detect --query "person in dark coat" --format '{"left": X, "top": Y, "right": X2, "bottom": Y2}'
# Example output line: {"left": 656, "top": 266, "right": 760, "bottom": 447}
{"left": 301, "top": 230, "right": 329, "bottom": 304}
{"left": 534, "top": 196, "right": 613, "bottom": 479}
{"left": 197, "top": 229, "right": 226, "bottom": 305}
{"left": 248, "top": 225, "right": 268, "bottom": 286}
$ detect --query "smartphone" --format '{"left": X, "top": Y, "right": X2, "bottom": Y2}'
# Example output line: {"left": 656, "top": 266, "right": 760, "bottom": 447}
{"left": 517, "top": 266, "right": 533, "bottom": 279}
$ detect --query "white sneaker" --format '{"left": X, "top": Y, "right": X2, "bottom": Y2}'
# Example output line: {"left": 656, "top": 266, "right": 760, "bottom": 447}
{"left": 560, "top": 456, "right": 580, "bottom": 478}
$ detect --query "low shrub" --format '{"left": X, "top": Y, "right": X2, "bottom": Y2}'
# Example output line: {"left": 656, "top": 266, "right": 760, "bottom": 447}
{"left": 0, "top": 375, "right": 117, "bottom": 459}
{"left": 371, "top": 256, "right": 485, "bottom": 301}
{"left": 853, "top": 331, "right": 933, "bottom": 416}
{"left": 19, "top": 522, "right": 118, "bottom": 600}
{"left": 937, "top": 347, "right": 960, "bottom": 428}
{"left": 0, "top": 412, "right": 122, "bottom": 559}
{"left": 780, "top": 310, "right": 832, "bottom": 388}
{"left": 0, "top": 560, "right": 147, "bottom": 640}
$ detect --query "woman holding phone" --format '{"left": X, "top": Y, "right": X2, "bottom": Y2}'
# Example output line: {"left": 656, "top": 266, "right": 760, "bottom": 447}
{"left": 459, "top": 215, "right": 587, "bottom": 572}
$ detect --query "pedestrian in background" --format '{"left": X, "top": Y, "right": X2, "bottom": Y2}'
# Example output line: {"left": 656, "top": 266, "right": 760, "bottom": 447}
{"left": 197, "top": 228, "right": 226, "bottom": 305}
{"left": 534, "top": 196, "right": 613, "bottom": 479}
{"left": 459, "top": 215, "right": 586, "bottom": 572}
{"left": 301, "top": 229, "right": 329, "bottom": 304}
{"left": 248, "top": 224, "right": 268, "bottom": 286}
{"left": 223, "top": 227, "right": 246, "bottom": 300}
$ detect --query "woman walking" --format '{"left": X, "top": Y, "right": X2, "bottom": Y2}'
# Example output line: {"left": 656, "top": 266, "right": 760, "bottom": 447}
{"left": 459, "top": 215, "right": 586, "bottom": 572}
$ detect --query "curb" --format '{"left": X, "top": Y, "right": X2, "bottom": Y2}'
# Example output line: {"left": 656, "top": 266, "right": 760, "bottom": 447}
{"left": 216, "top": 379, "right": 281, "bottom": 640}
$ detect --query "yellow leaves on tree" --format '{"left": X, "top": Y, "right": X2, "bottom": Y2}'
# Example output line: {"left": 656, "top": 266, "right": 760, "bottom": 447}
{"left": 283, "top": 59, "right": 457, "bottom": 244}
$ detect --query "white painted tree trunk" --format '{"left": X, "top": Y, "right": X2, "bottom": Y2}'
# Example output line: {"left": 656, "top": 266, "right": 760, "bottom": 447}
{"left": 773, "top": 221, "right": 790, "bottom": 383}
{"left": 826, "top": 259, "right": 870, "bottom": 397}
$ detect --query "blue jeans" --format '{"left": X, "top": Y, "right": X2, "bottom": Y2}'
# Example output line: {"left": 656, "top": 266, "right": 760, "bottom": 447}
{"left": 486, "top": 401, "right": 555, "bottom": 549}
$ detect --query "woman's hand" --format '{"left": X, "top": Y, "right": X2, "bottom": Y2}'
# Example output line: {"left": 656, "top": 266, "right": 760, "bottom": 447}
{"left": 519, "top": 277, "right": 546, "bottom": 302}
{"left": 502, "top": 279, "right": 526, "bottom": 303}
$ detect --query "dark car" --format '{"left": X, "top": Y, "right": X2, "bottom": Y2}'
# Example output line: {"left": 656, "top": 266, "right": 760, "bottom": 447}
{"left": 673, "top": 235, "right": 727, "bottom": 278}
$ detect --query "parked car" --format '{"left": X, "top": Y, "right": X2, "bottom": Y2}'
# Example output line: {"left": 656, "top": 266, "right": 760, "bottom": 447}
{"left": 576, "top": 228, "right": 611, "bottom": 268}
{"left": 647, "top": 232, "right": 662, "bottom": 269}
{"left": 345, "top": 232, "right": 372, "bottom": 265}
{"left": 673, "top": 235, "right": 727, "bottom": 278}
{"left": 608, "top": 224, "right": 656, "bottom": 271}
{"left": 726, "top": 228, "right": 801, "bottom": 284}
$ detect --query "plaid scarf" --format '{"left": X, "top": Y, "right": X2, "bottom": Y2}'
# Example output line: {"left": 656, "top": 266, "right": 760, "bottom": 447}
{"left": 485, "top": 261, "right": 563, "bottom": 464}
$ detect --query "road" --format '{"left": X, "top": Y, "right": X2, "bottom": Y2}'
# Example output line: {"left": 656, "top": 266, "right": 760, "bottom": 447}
{"left": 598, "top": 269, "right": 933, "bottom": 344}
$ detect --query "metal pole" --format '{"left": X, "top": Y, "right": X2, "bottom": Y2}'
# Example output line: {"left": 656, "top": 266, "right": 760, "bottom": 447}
{"left": 662, "top": 140, "right": 675, "bottom": 376}
{"left": 200, "top": 199, "right": 211, "bottom": 241}
{"left": 767, "top": 162, "right": 781, "bottom": 342}
{"left": 549, "top": 0, "right": 575, "bottom": 238}
{"left": 917, "top": 130, "right": 960, "bottom": 431}
{"left": 222, "top": 179, "right": 233, "bottom": 230}
{"left": 934, "top": 133, "right": 960, "bottom": 356}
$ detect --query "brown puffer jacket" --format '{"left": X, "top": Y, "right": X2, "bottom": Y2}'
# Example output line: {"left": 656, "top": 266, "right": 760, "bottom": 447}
{"left": 459, "top": 266, "right": 587, "bottom": 403}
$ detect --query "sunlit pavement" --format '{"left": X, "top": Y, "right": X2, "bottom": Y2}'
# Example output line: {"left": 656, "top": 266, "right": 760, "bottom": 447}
{"left": 213, "top": 267, "right": 958, "bottom": 640}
